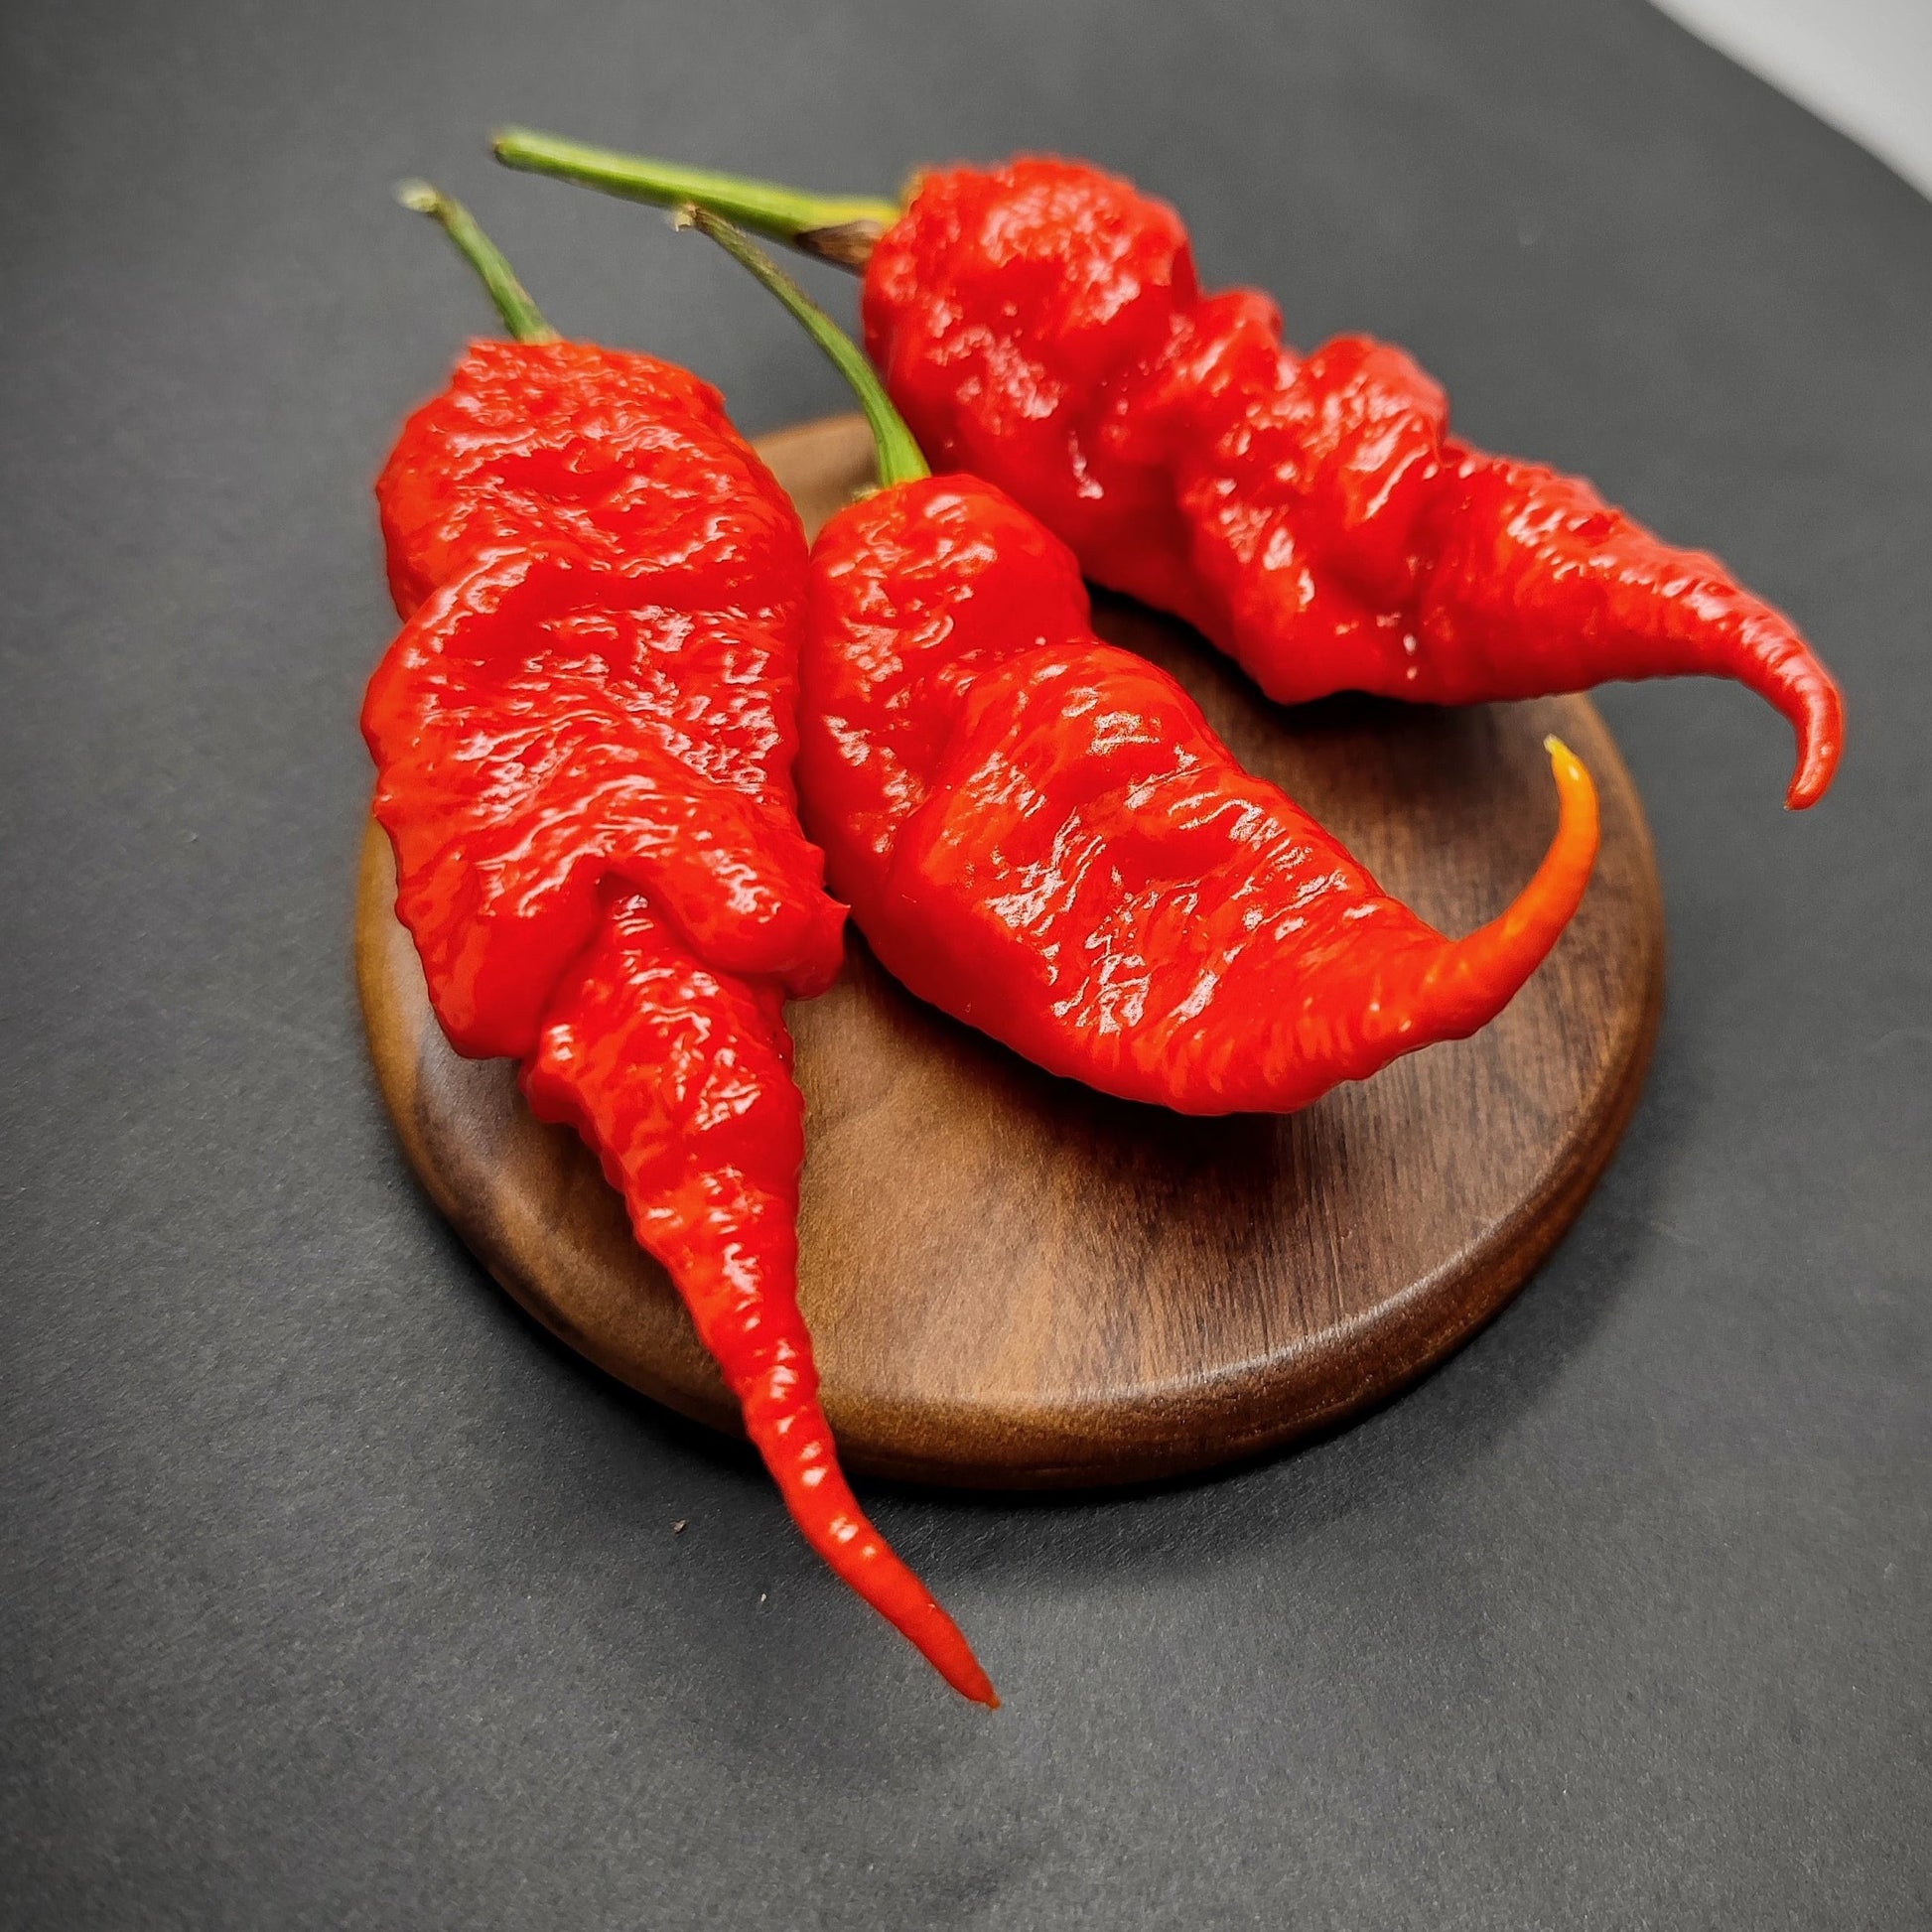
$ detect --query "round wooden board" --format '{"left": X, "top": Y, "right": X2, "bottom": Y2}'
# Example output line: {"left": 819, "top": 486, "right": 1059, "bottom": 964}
{"left": 356, "top": 413, "right": 1664, "bottom": 1489}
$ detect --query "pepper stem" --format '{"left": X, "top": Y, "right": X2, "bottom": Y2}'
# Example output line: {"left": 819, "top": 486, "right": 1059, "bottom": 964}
{"left": 678, "top": 207, "right": 929, "bottom": 488}
{"left": 394, "top": 180, "right": 560, "bottom": 345}
{"left": 492, "top": 127, "right": 896, "bottom": 268}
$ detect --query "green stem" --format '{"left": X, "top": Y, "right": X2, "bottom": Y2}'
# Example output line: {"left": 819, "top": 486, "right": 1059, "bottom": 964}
{"left": 492, "top": 127, "right": 896, "bottom": 268}
{"left": 394, "top": 180, "right": 559, "bottom": 344}
{"left": 679, "top": 207, "right": 928, "bottom": 488}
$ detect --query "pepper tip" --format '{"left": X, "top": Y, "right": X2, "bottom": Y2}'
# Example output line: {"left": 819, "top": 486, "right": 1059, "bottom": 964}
{"left": 968, "top": 1655, "right": 1000, "bottom": 1707}
{"left": 1541, "top": 733, "right": 1584, "bottom": 786}
{"left": 927, "top": 1627, "right": 1000, "bottom": 1708}
{"left": 393, "top": 178, "right": 441, "bottom": 216}
{"left": 1782, "top": 726, "right": 1841, "bottom": 811}
{"left": 960, "top": 1666, "right": 1001, "bottom": 1711}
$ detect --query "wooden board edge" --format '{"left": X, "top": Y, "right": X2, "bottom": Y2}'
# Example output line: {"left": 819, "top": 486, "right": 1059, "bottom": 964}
{"left": 355, "top": 727, "right": 1664, "bottom": 1489}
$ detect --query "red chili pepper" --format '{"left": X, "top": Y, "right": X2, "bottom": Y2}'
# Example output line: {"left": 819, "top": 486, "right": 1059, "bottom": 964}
{"left": 498, "top": 134, "right": 1843, "bottom": 808}
{"left": 684, "top": 208, "right": 1598, "bottom": 1115}
{"left": 363, "top": 186, "right": 995, "bottom": 1706}
{"left": 375, "top": 194, "right": 801, "bottom": 623}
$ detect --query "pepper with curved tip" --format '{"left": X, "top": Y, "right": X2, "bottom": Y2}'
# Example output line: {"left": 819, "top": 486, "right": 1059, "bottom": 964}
{"left": 364, "top": 183, "right": 996, "bottom": 1706}
{"left": 498, "top": 134, "right": 1843, "bottom": 808}
{"left": 684, "top": 207, "right": 1599, "bottom": 1116}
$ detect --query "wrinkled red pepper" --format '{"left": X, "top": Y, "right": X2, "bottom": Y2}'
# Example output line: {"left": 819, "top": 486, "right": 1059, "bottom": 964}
{"left": 364, "top": 185, "right": 995, "bottom": 1705}
{"left": 687, "top": 209, "right": 1598, "bottom": 1115}
{"left": 498, "top": 134, "right": 1843, "bottom": 808}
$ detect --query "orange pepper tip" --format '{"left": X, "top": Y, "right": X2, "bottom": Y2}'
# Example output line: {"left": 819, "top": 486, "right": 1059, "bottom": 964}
{"left": 1380, "top": 732, "right": 1601, "bottom": 1040}
{"left": 1449, "top": 735, "right": 1596, "bottom": 1000}
{"left": 1542, "top": 734, "right": 1599, "bottom": 846}
{"left": 1547, "top": 740, "right": 1600, "bottom": 933}
{"left": 1515, "top": 733, "right": 1599, "bottom": 942}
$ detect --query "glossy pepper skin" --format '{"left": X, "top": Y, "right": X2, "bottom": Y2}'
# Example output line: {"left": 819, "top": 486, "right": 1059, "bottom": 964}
{"left": 493, "top": 135, "right": 1841, "bottom": 807}
{"left": 863, "top": 159, "right": 1841, "bottom": 808}
{"left": 375, "top": 337, "right": 805, "bottom": 621}
{"left": 688, "top": 209, "right": 1600, "bottom": 1118}
{"left": 365, "top": 545, "right": 842, "bottom": 1058}
{"left": 805, "top": 474, "right": 1598, "bottom": 1114}
{"left": 362, "top": 188, "right": 994, "bottom": 1706}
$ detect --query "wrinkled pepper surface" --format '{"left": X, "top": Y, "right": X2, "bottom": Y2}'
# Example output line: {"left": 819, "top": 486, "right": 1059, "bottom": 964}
{"left": 364, "top": 186, "right": 995, "bottom": 1706}
{"left": 689, "top": 209, "right": 1599, "bottom": 1116}
{"left": 499, "top": 134, "right": 1843, "bottom": 807}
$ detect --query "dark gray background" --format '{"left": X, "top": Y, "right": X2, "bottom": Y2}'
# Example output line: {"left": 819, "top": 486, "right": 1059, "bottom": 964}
{"left": 3, "top": 1, "right": 1926, "bottom": 1925}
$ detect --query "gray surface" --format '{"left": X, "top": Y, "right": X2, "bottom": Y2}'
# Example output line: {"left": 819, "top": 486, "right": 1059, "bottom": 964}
{"left": 1, "top": 0, "right": 1926, "bottom": 1925}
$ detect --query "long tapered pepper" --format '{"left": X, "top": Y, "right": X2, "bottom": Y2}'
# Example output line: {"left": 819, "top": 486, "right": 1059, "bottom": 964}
{"left": 684, "top": 209, "right": 1598, "bottom": 1115}
{"left": 364, "top": 185, "right": 994, "bottom": 1705}
{"left": 499, "top": 133, "right": 1843, "bottom": 808}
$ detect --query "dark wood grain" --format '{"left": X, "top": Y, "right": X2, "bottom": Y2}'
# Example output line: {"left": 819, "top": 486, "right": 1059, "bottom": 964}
{"left": 355, "top": 413, "right": 1664, "bottom": 1488}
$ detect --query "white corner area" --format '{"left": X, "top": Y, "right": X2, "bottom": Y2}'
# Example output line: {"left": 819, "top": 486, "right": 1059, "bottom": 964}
{"left": 1654, "top": 0, "right": 1932, "bottom": 202}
